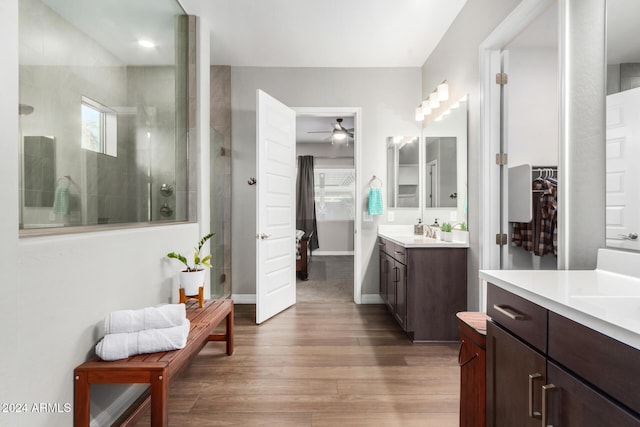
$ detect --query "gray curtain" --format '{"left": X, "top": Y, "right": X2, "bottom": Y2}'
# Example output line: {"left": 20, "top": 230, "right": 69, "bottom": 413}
{"left": 296, "top": 155, "right": 319, "bottom": 250}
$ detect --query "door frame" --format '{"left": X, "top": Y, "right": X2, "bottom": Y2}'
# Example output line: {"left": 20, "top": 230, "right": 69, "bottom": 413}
{"left": 478, "top": 0, "right": 556, "bottom": 309}
{"left": 294, "top": 106, "right": 363, "bottom": 304}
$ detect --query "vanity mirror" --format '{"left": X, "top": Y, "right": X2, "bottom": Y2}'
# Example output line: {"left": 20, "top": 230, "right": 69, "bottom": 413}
{"left": 422, "top": 96, "right": 468, "bottom": 222}
{"left": 387, "top": 136, "right": 420, "bottom": 208}
{"left": 606, "top": 0, "right": 640, "bottom": 251}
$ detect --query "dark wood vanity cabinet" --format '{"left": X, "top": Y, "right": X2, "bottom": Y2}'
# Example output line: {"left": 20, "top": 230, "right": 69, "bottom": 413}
{"left": 486, "top": 283, "right": 640, "bottom": 427}
{"left": 379, "top": 240, "right": 406, "bottom": 329}
{"left": 378, "top": 236, "right": 467, "bottom": 341}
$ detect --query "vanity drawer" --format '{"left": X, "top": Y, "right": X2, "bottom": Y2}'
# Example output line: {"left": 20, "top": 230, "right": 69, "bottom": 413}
{"left": 487, "top": 284, "right": 547, "bottom": 352}
{"left": 391, "top": 244, "right": 406, "bottom": 264}
{"left": 548, "top": 312, "right": 640, "bottom": 415}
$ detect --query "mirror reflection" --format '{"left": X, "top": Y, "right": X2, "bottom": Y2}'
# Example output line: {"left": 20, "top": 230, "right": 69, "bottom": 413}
{"left": 606, "top": 0, "right": 640, "bottom": 251}
{"left": 387, "top": 136, "right": 420, "bottom": 208}
{"left": 422, "top": 95, "right": 468, "bottom": 220}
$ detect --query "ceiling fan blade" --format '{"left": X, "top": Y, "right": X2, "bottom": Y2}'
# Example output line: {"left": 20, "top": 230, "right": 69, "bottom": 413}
{"left": 307, "top": 130, "right": 331, "bottom": 134}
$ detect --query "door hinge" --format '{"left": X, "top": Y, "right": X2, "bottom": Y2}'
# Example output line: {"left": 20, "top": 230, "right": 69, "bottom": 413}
{"left": 496, "top": 153, "right": 508, "bottom": 166}
{"left": 496, "top": 233, "right": 508, "bottom": 246}
{"left": 496, "top": 72, "right": 508, "bottom": 85}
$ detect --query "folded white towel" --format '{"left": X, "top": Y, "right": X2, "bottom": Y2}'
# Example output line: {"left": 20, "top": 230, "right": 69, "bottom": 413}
{"left": 95, "top": 320, "right": 190, "bottom": 361}
{"left": 104, "top": 304, "right": 186, "bottom": 334}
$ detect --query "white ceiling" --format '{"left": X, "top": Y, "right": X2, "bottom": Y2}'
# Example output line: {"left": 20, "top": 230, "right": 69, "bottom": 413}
{"left": 178, "top": 0, "right": 467, "bottom": 67}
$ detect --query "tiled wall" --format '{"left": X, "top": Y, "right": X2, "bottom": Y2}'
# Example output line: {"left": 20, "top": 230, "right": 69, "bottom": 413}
{"left": 210, "top": 65, "right": 232, "bottom": 297}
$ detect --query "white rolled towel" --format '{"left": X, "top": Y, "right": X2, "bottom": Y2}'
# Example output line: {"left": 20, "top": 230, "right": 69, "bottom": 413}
{"left": 95, "top": 320, "right": 190, "bottom": 361}
{"left": 104, "top": 304, "right": 186, "bottom": 334}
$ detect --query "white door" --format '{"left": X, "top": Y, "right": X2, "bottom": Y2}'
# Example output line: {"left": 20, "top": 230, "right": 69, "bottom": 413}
{"left": 256, "top": 90, "right": 297, "bottom": 324}
{"left": 606, "top": 87, "right": 640, "bottom": 250}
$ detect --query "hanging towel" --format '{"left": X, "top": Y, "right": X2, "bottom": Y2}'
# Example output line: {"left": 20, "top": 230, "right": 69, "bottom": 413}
{"left": 368, "top": 187, "right": 383, "bottom": 216}
{"left": 52, "top": 186, "right": 69, "bottom": 215}
{"left": 95, "top": 320, "right": 190, "bottom": 361}
{"left": 104, "top": 304, "right": 187, "bottom": 334}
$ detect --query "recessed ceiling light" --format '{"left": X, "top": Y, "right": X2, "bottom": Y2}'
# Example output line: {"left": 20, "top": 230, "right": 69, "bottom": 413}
{"left": 138, "top": 39, "right": 155, "bottom": 48}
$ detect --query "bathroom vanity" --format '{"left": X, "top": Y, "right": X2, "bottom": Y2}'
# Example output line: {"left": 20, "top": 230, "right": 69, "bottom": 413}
{"left": 378, "top": 226, "right": 468, "bottom": 341}
{"left": 481, "top": 249, "right": 640, "bottom": 426}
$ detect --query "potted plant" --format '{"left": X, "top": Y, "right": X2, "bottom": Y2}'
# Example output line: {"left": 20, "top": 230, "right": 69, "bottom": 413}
{"left": 167, "top": 233, "right": 214, "bottom": 296}
{"left": 440, "top": 222, "right": 453, "bottom": 242}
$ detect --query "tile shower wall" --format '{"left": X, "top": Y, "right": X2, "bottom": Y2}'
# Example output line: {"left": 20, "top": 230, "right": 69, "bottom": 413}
{"left": 210, "top": 65, "right": 232, "bottom": 297}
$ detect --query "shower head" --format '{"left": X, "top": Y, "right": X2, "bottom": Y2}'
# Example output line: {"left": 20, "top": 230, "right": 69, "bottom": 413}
{"left": 19, "top": 104, "right": 34, "bottom": 116}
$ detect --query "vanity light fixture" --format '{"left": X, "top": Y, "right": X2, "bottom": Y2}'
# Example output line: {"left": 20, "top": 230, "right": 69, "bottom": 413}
{"left": 437, "top": 80, "right": 449, "bottom": 101}
{"left": 138, "top": 39, "right": 156, "bottom": 48}
{"left": 421, "top": 100, "right": 432, "bottom": 116}
{"left": 429, "top": 92, "right": 440, "bottom": 109}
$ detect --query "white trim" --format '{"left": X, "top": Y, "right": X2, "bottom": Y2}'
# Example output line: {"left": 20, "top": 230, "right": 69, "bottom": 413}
{"left": 90, "top": 385, "right": 146, "bottom": 427}
{"left": 231, "top": 294, "right": 257, "bottom": 304}
{"left": 360, "top": 294, "right": 384, "bottom": 304}
{"left": 294, "top": 107, "right": 363, "bottom": 304}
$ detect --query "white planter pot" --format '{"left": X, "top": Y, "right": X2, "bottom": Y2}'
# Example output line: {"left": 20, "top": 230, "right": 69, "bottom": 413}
{"left": 441, "top": 231, "right": 453, "bottom": 242}
{"left": 180, "top": 269, "right": 206, "bottom": 295}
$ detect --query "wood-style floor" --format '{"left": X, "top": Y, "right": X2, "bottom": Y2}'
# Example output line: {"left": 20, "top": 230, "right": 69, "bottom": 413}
{"left": 137, "top": 302, "right": 460, "bottom": 426}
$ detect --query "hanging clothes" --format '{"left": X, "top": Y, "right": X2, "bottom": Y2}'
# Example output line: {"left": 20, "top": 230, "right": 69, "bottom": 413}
{"left": 511, "top": 177, "right": 557, "bottom": 256}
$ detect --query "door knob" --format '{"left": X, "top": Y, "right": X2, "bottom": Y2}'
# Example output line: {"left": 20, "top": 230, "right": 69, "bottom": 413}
{"left": 257, "top": 233, "right": 271, "bottom": 239}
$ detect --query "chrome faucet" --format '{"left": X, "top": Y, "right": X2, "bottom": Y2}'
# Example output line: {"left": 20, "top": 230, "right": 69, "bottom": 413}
{"left": 425, "top": 225, "right": 437, "bottom": 239}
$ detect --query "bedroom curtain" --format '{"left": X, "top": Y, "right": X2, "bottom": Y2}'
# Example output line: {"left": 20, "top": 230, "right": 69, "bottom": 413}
{"left": 296, "top": 155, "right": 319, "bottom": 250}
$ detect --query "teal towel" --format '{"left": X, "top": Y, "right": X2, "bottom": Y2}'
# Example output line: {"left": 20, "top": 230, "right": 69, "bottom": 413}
{"left": 368, "top": 187, "right": 383, "bottom": 216}
{"left": 52, "top": 186, "right": 69, "bottom": 215}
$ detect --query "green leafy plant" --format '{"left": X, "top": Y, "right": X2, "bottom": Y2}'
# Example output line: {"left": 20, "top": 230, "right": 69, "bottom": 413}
{"left": 460, "top": 222, "right": 467, "bottom": 231}
{"left": 167, "top": 233, "right": 214, "bottom": 272}
{"left": 440, "top": 222, "right": 452, "bottom": 232}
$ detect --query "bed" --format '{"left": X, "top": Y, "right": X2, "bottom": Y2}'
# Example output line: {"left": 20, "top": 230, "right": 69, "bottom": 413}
{"left": 295, "top": 229, "right": 313, "bottom": 280}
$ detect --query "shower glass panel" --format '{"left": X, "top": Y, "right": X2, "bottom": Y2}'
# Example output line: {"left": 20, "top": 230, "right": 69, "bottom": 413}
{"left": 18, "top": 0, "right": 189, "bottom": 231}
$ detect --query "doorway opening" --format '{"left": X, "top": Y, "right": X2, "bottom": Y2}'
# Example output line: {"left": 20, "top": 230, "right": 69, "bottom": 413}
{"left": 294, "top": 108, "right": 361, "bottom": 304}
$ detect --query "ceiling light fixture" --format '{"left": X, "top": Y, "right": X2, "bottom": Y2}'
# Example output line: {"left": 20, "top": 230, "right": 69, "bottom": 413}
{"left": 138, "top": 39, "right": 156, "bottom": 48}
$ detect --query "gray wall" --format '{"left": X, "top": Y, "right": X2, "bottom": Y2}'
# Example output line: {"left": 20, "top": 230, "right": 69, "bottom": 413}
{"left": 231, "top": 67, "right": 421, "bottom": 297}
{"left": 421, "top": 0, "right": 524, "bottom": 309}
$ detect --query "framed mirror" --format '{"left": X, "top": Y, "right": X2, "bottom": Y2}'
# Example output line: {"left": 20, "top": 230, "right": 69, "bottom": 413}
{"left": 422, "top": 95, "right": 468, "bottom": 224}
{"left": 606, "top": 0, "right": 640, "bottom": 251}
{"left": 386, "top": 136, "right": 420, "bottom": 208}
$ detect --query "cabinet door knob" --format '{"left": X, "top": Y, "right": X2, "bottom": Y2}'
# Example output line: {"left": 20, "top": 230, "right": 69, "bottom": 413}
{"left": 528, "top": 373, "right": 543, "bottom": 419}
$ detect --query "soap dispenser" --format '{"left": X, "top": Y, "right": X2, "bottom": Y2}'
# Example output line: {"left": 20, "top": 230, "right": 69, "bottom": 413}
{"left": 414, "top": 218, "right": 424, "bottom": 235}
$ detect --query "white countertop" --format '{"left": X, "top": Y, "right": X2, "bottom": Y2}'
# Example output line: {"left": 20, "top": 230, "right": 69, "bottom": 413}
{"left": 378, "top": 225, "right": 470, "bottom": 248}
{"left": 480, "top": 249, "right": 640, "bottom": 350}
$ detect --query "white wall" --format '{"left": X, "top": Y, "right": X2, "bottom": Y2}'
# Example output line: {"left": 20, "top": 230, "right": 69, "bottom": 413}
{"left": 0, "top": 2, "right": 210, "bottom": 426}
{"left": 231, "top": 67, "right": 421, "bottom": 297}
{"left": 421, "top": 0, "right": 524, "bottom": 310}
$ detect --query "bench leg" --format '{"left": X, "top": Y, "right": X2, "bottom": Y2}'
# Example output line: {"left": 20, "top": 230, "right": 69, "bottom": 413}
{"left": 150, "top": 370, "right": 168, "bottom": 427}
{"left": 74, "top": 372, "right": 90, "bottom": 427}
{"left": 226, "top": 303, "right": 234, "bottom": 355}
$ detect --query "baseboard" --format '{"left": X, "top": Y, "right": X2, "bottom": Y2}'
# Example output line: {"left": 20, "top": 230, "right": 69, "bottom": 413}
{"left": 313, "top": 251, "right": 354, "bottom": 256}
{"left": 230, "top": 294, "right": 256, "bottom": 304}
{"left": 90, "top": 384, "right": 146, "bottom": 427}
{"left": 360, "top": 294, "right": 384, "bottom": 304}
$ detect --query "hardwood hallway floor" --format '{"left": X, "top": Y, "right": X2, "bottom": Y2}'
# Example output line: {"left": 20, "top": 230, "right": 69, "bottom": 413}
{"left": 138, "top": 302, "right": 460, "bottom": 426}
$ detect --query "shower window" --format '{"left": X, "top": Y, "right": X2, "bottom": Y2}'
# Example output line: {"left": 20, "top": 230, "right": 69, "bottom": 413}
{"left": 18, "top": 0, "right": 192, "bottom": 232}
{"left": 81, "top": 97, "right": 117, "bottom": 157}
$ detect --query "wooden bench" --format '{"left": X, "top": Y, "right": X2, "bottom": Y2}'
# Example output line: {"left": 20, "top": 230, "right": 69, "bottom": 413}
{"left": 74, "top": 299, "right": 233, "bottom": 427}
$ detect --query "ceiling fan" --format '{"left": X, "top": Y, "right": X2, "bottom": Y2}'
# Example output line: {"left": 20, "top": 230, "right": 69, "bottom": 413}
{"left": 307, "top": 118, "right": 354, "bottom": 144}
